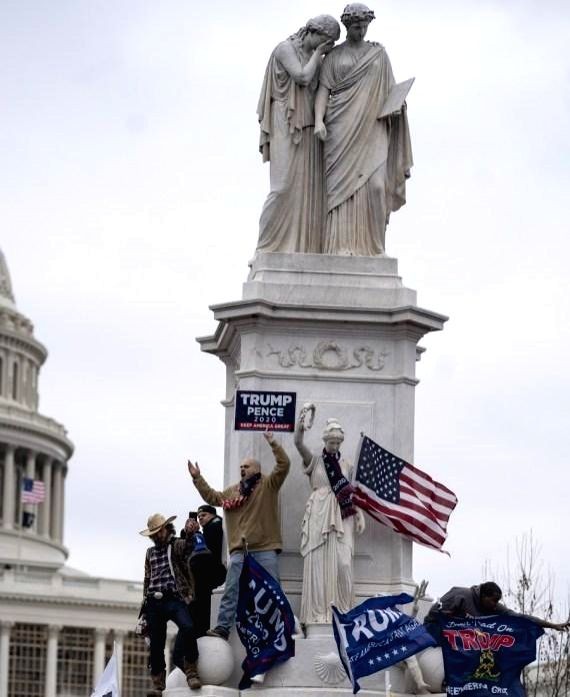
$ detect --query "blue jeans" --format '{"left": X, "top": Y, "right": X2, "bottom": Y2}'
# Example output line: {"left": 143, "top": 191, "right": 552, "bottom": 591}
{"left": 216, "top": 550, "right": 279, "bottom": 631}
{"left": 146, "top": 593, "right": 198, "bottom": 675}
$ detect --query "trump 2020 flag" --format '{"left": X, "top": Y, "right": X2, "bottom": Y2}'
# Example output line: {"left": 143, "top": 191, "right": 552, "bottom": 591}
{"left": 91, "top": 645, "right": 120, "bottom": 696}
{"left": 332, "top": 593, "right": 438, "bottom": 694}
{"left": 235, "top": 554, "right": 295, "bottom": 689}
{"left": 428, "top": 614, "right": 544, "bottom": 697}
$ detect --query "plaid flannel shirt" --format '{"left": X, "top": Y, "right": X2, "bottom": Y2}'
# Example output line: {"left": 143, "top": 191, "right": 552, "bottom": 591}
{"left": 146, "top": 544, "right": 177, "bottom": 595}
{"left": 143, "top": 535, "right": 197, "bottom": 604}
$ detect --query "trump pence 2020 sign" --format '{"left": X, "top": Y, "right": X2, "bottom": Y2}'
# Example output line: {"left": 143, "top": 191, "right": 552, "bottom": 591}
{"left": 234, "top": 391, "right": 296, "bottom": 432}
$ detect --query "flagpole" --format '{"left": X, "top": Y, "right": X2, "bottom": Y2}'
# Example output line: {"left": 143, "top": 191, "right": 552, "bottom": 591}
{"left": 351, "top": 432, "right": 365, "bottom": 483}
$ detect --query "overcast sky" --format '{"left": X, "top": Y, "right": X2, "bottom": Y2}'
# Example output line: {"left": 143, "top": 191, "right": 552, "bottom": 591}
{"left": 1, "top": 0, "right": 569, "bottom": 610}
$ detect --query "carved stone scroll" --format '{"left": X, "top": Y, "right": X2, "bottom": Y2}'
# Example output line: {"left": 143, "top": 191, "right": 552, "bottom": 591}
{"left": 267, "top": 341, "right": 387, "bottom": 371}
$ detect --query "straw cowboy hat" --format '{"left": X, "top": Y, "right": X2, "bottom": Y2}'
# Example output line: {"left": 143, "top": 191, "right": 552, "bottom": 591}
{"left": 139, "top": 513, "right": 177, "bottom": 537}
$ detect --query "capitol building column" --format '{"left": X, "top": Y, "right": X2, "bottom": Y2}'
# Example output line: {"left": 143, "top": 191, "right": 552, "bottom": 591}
{"left": 114, "top": 629, "right": 126, "bottom": 692}
{"left": 44, "top": 624, "right": 61, "bottom": 697}
{"left": 39, "top": 455, "right": 53, "bottom": 538}
{"left": 59, "top": 464, "right": 67, "bottom": 542}
{"left": 1, "top": 444, "right": 16, "bottom": 530}
{"left": 93, "top": 628, "right": 107, "bottom": 686}
{"left": 0, "top": 621, "right": 14, "bottom": 697}
{"left": 50, "top": 462, "right": 63, "bottom": 543}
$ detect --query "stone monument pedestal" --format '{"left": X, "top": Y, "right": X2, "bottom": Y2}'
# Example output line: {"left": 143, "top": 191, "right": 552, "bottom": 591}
{"left": 197, "top": 252, "right": 446, "bottom": 602}
{"left": 241, "top": 623, "right": 406, "bottom": 694}
{"left": 164, "top": 634, "right": 445, "bottom": 696}
{"left": 164, "top": 252, "right": 447, "bottom": 695}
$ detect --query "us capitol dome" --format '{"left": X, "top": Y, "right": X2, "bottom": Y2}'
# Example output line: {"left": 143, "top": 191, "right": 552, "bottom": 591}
{"left": 0, "top": 247, "right": 155, "bottom": 697}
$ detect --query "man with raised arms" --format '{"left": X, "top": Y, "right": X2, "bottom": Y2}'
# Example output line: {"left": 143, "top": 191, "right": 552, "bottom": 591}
{"left": 187, "top": 431, "right": 290, "bottom": 640}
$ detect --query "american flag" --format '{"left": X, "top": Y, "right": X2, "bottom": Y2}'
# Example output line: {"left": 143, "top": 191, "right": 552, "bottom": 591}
{"left": 352, "top": 436, "right": 457, "bottom": 551}
{"left": 21, "top": 477, "right": 46, "bottom": 504}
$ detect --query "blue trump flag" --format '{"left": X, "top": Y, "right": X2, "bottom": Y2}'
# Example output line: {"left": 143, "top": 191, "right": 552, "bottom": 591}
{"left": 332, "top": 593, "right": 438, "bottom": 694}
{"left": 427, "top": 614, "right": 544, "bottom": 697}
{"left": 235, "top": 554, "right": 295, "bottom": 689}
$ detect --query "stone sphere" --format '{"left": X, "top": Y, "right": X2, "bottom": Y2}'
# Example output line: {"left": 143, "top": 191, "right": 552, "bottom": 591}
{"left": 416, "top": 646, "right": 444, "bottom": 693}
{"left": 165, "top": 636, "right": 235, "bottom": 688}
{"left": 165, "top": 667, "right": 191, "bottom": 690}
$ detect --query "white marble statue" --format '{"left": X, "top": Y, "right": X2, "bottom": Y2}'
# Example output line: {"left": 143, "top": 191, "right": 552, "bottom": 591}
{"left": 314, "top": 3, "right": 413, "bottom": 255}
{"left": 256, "top": 15, "right": 341, "bottom": 254}
{"left": 294, "top": 406, "right": 365, "bottom": 624}
{"left": 404, "top": 581, "right": 433, "bottom": 694}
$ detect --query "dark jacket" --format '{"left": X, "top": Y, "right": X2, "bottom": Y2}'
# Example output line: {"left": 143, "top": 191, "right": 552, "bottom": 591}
{"left": 425, "top": 585, "right": 543, "bottom": 625}
{"left": 202, "top": 516, "right": 224, "bottom": 564}
{"left": 143, "top": 535, "right": 200, "bottom": 604}
{"left": 196, "top": 516, "right": 226, "bottom": 590}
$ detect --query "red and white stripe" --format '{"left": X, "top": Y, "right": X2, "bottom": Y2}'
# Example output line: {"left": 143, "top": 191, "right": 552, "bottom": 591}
{"left": 21, "top": 480, "right": 46, "bottom": 504}
{"left": 353, "top": 456, "right": 457, "bottom": 552}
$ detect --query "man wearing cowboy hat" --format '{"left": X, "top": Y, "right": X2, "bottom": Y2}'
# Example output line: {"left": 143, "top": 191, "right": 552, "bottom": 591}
{"left": 187, "top": 431, "right": 290, "bottom": 640}
{"left": 140, "top": 512, "right": 206, "bottom": 693}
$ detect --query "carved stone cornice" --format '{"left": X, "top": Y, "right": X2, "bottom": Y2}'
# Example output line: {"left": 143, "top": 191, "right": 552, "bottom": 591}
{"left": 198, "top": 298, "right": 447, "bottom": 360}
{"left": 0, "top": 409, "right": 74, "bottom": 459}
{"left": 232, "top": 368, "right": 419, "bottom": 386}
{"left": 0, "top": 591, "right": 140, "bottom": 611}
{"left": 0, "top": 526, "right": 67, "bottom": 549}
{"left": 0, "top": 325, "right": 46, "bottom": 363}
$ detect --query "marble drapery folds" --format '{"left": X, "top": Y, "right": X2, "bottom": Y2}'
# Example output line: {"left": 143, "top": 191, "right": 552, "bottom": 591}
{"left": 320, "top": 43, "right": 413, "bottom": 255}
{"left": 300, "top": 455, "right": 356, "bottom": 624}
{"left": 256, "top": 39, "right": 327, "bottom": 254}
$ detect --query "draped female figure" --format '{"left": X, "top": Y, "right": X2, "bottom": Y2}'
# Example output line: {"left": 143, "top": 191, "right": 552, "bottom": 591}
{"left": 255, "top": 16, "right": 340, "bottom": 254}
{"left": 294, "top": 408, "right": 365, "bottom": 624}
{"left": 314, "top": 3, "right": 413, "bottom": 255}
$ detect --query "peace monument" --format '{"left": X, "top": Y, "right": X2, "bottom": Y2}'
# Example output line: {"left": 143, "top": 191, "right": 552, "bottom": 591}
{"left": 167, "top": 3, "right": 447, "bottom": 695}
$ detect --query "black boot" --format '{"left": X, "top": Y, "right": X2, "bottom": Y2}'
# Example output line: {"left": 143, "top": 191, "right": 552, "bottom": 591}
{"left": 147, "top": 669, "right": 165, "bottom": 696}
{"left": 184, "top": 660, "right": 202, "bottom": 690}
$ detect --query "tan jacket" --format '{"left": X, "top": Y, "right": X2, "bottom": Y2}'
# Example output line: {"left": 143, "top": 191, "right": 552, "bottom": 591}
{"left": 193, "top": 441, "right": 290, "bottom": 554}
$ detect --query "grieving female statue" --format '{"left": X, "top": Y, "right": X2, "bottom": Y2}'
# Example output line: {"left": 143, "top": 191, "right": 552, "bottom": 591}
{"left": 294, "top": 405, "right": 365, "bottom": 624}
{"left": 314, "top": 3, "right": 413, "bottom": 255}
{"left": 256, "top": 15, "right": 341, "bottom": 254}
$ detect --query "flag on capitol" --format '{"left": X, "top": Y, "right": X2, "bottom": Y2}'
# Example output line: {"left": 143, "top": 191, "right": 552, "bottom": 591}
{"left": 21, "top": 477, "right": 45, "bottom": 504}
